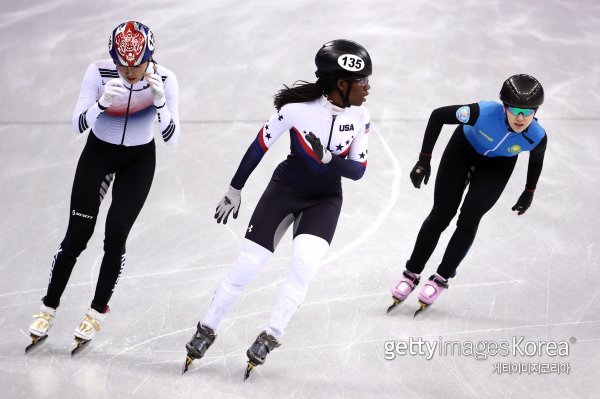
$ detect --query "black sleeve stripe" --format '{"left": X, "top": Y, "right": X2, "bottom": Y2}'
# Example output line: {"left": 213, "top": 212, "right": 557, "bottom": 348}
{"left": 98, "top": 68, "right": 119, "bottom": 78}
{"left": 162, "top": 125, "right": 175, "bottom": 142}
{"left": 163, "top": 128, "right": 174, "bottom": 142}
{"left": 78, "top": 111, "right": 89, "bottom": 133}
{"left": 162, "top": 120, "right": 176, "bottom": 141}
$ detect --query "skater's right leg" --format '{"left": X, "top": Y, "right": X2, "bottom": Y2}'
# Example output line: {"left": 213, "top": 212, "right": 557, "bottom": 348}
{"left": 200, "top": 239, "right": 273, "bottom": 331}
{"left": 405, "top": 128, "right": 475, "bottom": 274}
{"left": 43, "top": 134, "right": 113, "bottom": 309}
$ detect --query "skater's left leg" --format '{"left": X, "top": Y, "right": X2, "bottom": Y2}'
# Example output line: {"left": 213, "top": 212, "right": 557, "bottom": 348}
{"left": 90, "top": 142, "right": 155, "bottom": 316}
{"left": 436, "top": 155, "right": 517, "bottom": 279}
{"left": 266, "top": 234, "right": 330, "bottom": 339}
{"left": 244, "top": 233, "right": 330, "bottom": 378}
{"left": 265, "top": 197, "right": 341, "bottom": 339}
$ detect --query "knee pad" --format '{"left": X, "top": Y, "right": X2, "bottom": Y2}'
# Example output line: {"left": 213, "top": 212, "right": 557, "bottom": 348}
{"left": 223, "top": 239, "right": 272, "bottom": 288}
{"left": 282, "top": 234, "right": 329, "bottom": 304}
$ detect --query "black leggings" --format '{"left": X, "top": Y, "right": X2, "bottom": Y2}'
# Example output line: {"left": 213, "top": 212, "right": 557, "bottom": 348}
{"left": 43, "top": 133, "right": 155, "bottom": 312}
{"left": 406, "top": 128, "right": 517, "bottom": 279}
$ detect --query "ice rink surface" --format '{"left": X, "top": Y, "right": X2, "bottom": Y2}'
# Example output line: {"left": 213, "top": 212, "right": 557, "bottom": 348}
{"left": 1, "top": 0, "right": 599, "bottom": 398}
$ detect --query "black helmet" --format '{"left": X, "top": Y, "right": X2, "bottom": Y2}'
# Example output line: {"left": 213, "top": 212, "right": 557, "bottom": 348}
{"left": 315, "top": 39, "right": 372, "bottom": 79}
{"left": 500, "top": 74, "right": 544, "bottom": 108}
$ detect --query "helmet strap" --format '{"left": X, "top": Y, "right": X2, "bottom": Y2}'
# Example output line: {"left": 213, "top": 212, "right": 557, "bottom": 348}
{"left": 334, "top": 79, "right": 353, "bottom": 108}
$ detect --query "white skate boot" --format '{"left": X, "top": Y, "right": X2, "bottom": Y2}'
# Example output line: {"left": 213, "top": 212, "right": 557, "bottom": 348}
{"left": 26, "top": 304, "right": 57, "bottom": 352}
{"left": 72, "top": 308, "right": 106, "bottom": 355}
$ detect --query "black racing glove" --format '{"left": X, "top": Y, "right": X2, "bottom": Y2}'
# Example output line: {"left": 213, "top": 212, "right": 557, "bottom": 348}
{"left": 305, "top": 132, "right": 332, "bottom": 163}
{"left": 512, "top": 189, "right": 534, "bottom": 215}
{"left": 409, "top": 153, "right": 432, "bottom": 189}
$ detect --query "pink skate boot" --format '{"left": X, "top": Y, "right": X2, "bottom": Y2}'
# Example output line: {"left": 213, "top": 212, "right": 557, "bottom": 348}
{"left": 387, "top": 270, "right": 420, "bottom": 313}
{"left": 414, "top": 274, "right": 449, "bottom": 317}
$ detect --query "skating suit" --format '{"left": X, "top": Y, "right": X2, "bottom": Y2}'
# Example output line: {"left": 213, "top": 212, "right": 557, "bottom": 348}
{"left": 43, "top": 59, "right": 180, "bottom": 312}
{"left": 230, "top": 96, "right": 371, "bottom": 251}
{"left": 407, "top": 101, "right": 547, "bottom": 278}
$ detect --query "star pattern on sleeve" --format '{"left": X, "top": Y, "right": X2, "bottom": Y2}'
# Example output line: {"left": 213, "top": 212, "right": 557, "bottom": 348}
{"left": 336, "top": 143, "right": 343, "bottom": 151}
{"left": 359, "top": 152, "right": 366, "bottom": 159}
{"left": 278, "top": 114, "right": 283, "bottom": 121}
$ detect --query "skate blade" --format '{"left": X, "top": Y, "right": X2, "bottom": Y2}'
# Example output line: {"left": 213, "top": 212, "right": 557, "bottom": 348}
{"left": 25, "top": 334, "right": 48, "bottom": 354}
{"left": 243, "top": 361, "right": 257, "bottom": 381}
{"left": 413, "top": 301, "right": 429, "bottom": 318}
{"left": 71, "top": 337, "right": 91, "bottom": 356}
{"left": 386, "top": 297, "right": 402, "bottom": 314}
{"left": 182, "top": 355, "right": 194, "bottom": 374}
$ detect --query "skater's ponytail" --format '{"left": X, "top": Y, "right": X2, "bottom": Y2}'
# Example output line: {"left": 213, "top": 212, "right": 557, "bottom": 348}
{"left": 273, "top": 75, "right": 342, "bottom": 111}
{"left": 273, "top": 80, "right": 321, "bottom": 111}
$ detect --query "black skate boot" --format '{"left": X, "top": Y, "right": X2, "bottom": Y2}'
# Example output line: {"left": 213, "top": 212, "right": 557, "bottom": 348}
{"left": 243, "top": 330, "right": 281, "bottom": 380}
{"left": 182, "top": 323, "right": 216, "bottom": 374}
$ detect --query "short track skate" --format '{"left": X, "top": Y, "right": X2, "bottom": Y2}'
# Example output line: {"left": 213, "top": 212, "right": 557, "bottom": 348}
{"left": 25, "top": 334, "right": 48, "bottom": 353}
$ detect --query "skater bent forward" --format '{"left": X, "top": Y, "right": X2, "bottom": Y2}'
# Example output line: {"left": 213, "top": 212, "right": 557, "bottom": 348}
{"left": 388, "top": 74, "right": 547, "bottom": 316}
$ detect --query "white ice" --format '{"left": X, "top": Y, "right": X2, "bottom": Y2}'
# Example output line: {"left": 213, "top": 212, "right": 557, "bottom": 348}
{"left": 1, "top": 0, "right": 599, "bottom": 398}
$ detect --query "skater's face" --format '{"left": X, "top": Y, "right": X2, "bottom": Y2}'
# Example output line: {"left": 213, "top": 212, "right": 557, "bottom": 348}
{"left": 116, "top": 61, "right": 149, "bottom": 84}
{"left": 330, "top": 76, "right": 370, "bottom": 107}
{"left": 505, "top": 106, "right": 536, "bottom": 133}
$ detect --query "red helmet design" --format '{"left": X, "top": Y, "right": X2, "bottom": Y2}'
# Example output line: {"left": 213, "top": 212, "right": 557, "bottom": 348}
{"left": 109, "top": 21, "right": 154, "bottom": 67}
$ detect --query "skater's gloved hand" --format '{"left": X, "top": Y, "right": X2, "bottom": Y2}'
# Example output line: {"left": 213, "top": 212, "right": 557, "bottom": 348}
{"left": 144, "top": 73, "right": 166, "bottom": 105}
{"left": 410, "top": 153, "right": 432, "bottom": 188}
{"left": 99, "top": 78, "right": 128, "bottom": 108}
{"left": 215, "top": 185, "right": 241, "bottom": 224}
{"left": 512, "top": 189, "right": 534, "bottom": 215}
{"left": 305, "top": 132, "right": 332, "bottom": 164}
